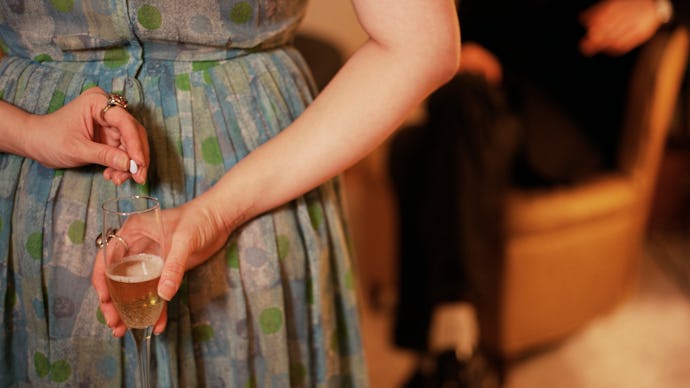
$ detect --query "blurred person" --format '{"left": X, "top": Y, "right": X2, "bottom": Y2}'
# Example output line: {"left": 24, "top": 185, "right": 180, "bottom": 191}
{"left": 389, "top": 0, "right": 689, "bottom": 386}
{"left": 0, "top": 0, "right": 460, "bottom": 386}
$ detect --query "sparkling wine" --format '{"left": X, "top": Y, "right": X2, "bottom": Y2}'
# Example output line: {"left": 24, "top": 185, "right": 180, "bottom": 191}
{"left": 106, "top": 253, "right": 165, "bottom": 329}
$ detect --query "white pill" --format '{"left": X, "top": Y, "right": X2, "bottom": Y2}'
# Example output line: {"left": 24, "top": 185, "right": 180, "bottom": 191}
{"left": 129, "top": 159, "right": 138, "bottom": 174}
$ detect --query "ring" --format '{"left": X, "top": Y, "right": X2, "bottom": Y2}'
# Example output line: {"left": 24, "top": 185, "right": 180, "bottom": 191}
{"left": 101, "top": 93, "right": 128, "bottom": 121}
{"left": 95, "top": 228, "right": 129, "bottom": 252}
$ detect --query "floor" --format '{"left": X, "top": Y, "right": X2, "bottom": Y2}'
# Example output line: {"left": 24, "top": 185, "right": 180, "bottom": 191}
{"left": 355, "top": 147, "right": 690, "bottom": 388}
{"left": 359, "top": 233, "right": 690, "bottom": 388}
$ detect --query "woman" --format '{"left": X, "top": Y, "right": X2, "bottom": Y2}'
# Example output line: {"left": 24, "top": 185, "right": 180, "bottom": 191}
{"left": 0, "top": 0, "right": 459, "bottom": 385}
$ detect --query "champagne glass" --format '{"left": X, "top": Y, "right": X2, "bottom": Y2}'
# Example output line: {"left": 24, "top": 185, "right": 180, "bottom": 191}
{"left": 100, "top": 195, "right": 165, "bottom": 388}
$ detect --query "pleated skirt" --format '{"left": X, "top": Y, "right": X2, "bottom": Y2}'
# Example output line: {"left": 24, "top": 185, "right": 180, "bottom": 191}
{"left": 0, "top": 46, "right": 367, "bottom": 387}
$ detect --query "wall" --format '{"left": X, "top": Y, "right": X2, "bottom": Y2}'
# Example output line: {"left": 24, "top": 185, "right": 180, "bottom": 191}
{"left": 298, "top": 0, "right": 367, "bottom": 57}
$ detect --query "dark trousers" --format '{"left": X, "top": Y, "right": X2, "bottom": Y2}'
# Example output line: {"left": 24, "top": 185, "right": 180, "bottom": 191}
{"left": 391, "top": 73, "right": 613, "bottom": 351}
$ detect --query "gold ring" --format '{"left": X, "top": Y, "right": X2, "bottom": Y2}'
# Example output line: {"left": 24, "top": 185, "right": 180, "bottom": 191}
{"left": 95, "top": 228, "right": 129, "bottom": 251}
{"left": 101, "top": 93, "right": 128, "bottom": 121}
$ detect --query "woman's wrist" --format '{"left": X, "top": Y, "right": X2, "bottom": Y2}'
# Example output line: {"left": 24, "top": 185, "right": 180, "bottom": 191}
{"left": 655, "top": 0, "right": 674, "bottom": 24}
{"left": 0, "top": 102, "right": 38, "bottom": 159}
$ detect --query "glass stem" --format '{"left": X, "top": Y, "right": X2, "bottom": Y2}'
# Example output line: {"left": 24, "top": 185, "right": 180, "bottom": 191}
{"left": 131, "top": 326, "right": 153, "bottom": 388}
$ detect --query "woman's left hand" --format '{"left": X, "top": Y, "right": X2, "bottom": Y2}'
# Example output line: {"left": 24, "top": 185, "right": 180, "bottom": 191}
{"left": 92, "top": 198, "right": 235, "bottom": 335}
{"left": 27, "top": 87, "right": 149, "bottom": 184}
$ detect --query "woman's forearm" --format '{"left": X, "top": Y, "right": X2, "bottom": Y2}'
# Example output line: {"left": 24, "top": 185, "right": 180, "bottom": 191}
{"left": 197, "top": 0, "right": 461, "bottom": 233}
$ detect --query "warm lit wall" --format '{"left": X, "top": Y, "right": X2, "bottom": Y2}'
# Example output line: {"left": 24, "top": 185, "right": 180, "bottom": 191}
{"left": 298, "top": 1, "right": 403, "bottom": 309}
{"left": 299, "top": 0, "right": 367, "bottom": 57}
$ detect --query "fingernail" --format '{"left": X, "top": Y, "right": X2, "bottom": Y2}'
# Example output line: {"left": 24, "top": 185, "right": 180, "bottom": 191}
{"left": 129, "top": 159, "right": 138, "bottom": 174}
{"left": 158, "top": 280, "right": 176, "bottom": 301}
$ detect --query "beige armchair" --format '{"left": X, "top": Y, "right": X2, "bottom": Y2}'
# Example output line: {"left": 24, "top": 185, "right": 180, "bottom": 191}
{"left": 468, "top": 26, "right": 690, "bottom": 360}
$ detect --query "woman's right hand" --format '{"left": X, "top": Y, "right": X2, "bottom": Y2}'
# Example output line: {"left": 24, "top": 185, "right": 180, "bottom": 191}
{"left": 7, "top": 86, "right": 149, "bottom": 184}
{"left": 155, "top": 199, "right": 239, "bottom": 302}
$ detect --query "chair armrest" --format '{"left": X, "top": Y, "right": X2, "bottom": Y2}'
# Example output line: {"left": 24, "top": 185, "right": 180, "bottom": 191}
{"left": 619, "top": 27, "right": 689, "bottom": 179}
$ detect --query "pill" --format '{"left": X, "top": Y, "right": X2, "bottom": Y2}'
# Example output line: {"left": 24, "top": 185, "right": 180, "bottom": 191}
{"left": 129, "top": 160, "right": 138, "bottom": 174}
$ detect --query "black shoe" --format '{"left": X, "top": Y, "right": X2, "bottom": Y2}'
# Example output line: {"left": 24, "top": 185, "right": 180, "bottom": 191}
{"left": 402, "top": 349, "right": 502, "bottom": 388}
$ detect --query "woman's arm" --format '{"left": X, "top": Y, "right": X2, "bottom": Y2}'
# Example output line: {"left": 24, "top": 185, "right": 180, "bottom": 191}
{"left": 157, "top": 0, "right": 460, "bottom": 300}
{"left": 0, "top": 87, "right": 149, "bottom": 184}
{"left": 579, "top": 0, "right": 677, "bottom": 57}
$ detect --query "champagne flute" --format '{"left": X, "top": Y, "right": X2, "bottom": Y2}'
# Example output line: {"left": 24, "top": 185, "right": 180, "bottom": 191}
{"left": 100, "top": 195, "right": 165, "bottom": 388}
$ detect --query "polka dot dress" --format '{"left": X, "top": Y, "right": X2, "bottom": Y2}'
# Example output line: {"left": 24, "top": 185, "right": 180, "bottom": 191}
{"left": 0, "top": 1, "right": 367, "bottom": 386}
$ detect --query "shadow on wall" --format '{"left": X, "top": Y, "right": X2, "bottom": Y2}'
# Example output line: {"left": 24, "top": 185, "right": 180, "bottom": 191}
{"left": 294, "top": 33, "right": 346, "bottom": 93}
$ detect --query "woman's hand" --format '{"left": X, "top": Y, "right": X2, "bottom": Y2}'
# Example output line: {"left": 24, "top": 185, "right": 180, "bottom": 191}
{"left": 91, "top": 247, "right": 168, "bottom": 337}
{"left": 156, "top": 199, "right": 237, "bottom": 302}
{"left": 580, "top": 0, "right": 665, "bottom": 57}
{"left": 458, "top": 42, "right": 503, "bottom": 84}
{"left": 91, "top": 197, "right": 235, "bottom": 335}
{"left": 5, "top": 86, "right": 149, "bottom": 184}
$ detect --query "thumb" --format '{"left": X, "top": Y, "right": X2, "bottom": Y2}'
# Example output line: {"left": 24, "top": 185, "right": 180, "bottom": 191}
{"left": 158, "top": 241, "right": 189, "bottom": 301}
{"left": 82, "top": 142, "right": 130, "bottom": 172}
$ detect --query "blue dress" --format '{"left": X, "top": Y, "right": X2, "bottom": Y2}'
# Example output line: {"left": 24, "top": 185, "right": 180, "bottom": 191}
{"left": 0, "top": 1, "right": 367, "bottom": 386}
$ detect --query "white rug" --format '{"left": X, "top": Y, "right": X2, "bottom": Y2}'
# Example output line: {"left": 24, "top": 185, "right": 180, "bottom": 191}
{"left": 506, "top": 233, "right": 690, "bottom": 388}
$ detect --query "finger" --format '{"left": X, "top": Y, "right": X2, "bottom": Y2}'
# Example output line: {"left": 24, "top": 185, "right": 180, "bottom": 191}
{"left": 100, "top": 301, "right": 123, "bottom": 330}
{"left": 103, "top": 168, "right": 133, "bottom": 186}
{"left": 153, "top": 303, "right": 168, "bottom": 335}
{"left": 79, "top": 141, "right": 131, "bottom": 173}
{"left": 112, "top": 324, "right": 128, "bottom": 338}
{"left": 99, "top": 108, "right": 150, "bottom": 181}
{"left": 158, "top": 241, "right": 189, "bottom": 301}
{"left": 92, "top": 250, "right": 111, "bottom": 303}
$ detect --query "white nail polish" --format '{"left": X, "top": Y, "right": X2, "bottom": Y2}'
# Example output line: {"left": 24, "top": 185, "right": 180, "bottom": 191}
{"left": 129, "top": 159, "right": 138, "bottom": 174}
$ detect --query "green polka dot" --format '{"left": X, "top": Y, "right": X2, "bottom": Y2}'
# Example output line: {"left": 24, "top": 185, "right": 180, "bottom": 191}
{"left": 49, "top": 360, "right": 71, "bottom": 383}
{"left": 50, "top": 0, "right": 73, "bottom": 12}
{"left": 54, "top": 169, "right": 64, "bottom": 178}
{"left": 47, "top": 91, "right": 65, "bottom": 113}
{"left": 277, "top": 235, "right": 290, "bottom": 260}
{"left": 226, "top": 242, "right": 239, "bottom": 268}
{"left": 96, "top": 307, "right": 106, "bottom": 325}
{"left": 201, "top": 137, "right": 223, "bottom": 165}
{"left": 34, "top": 352, "right": 50, "bottom": 377}
{"left": 138, "top": 5, "right": 162, "bottom": 30}
{"left": 307, "top": 203, "right": 323, "bottom": 230}
{"left": 330, "top": 329, "right": 339, "bottom": 351}
{"left": 103, "top": 47, "right": 129, "bottom": 69}
{"left": 192, "top": 324, "right": 214, "bottom": 342}
{"left": 290, "top": 362, "right": 306, "bottom": 385}
{"left": 193, "top": 61, "right": 218, "bottom": 85}
{"left": 26, "top": 232, "right": 43, "bottom": 260}
{"left": 67, "top": 220, "right": 85, "bottom": 245}
{"left": 244, "top": 376, "right": 257, "bottom": 388}
{"left": 175, "top": 73, "right": 191, "bottom": 91}
{"left": 344, "top": 269, "right": 354, "bottom": 290}
{"left": 306, "top": 277, "right": 314, "bottom": 305}
{"left": 259, "top": 307, "right": 283, "bottom": 334}
{"left": 331, "top": 315, "right": 350, "bottom": 354}
{"left": 203, "top": 70, "right": 213, "bottom": 85}
{"left": 33, "top": 54, "right": 53, "bottom": 63}
{"left": 230, "top": 2, "right": 253, "bottom": 24}
{"left": 81, "top": 81, "right": 97, "bottom": 92}
{"left": 192, "top": 61, "right": 219, "bottom": 72}
{"left": 136, "top": 181, "right": 150, "bottom": 195}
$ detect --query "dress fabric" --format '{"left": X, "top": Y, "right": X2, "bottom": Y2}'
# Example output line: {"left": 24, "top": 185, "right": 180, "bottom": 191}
{"left": 0, "top": 1, "right": 366, "bottom": 387}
